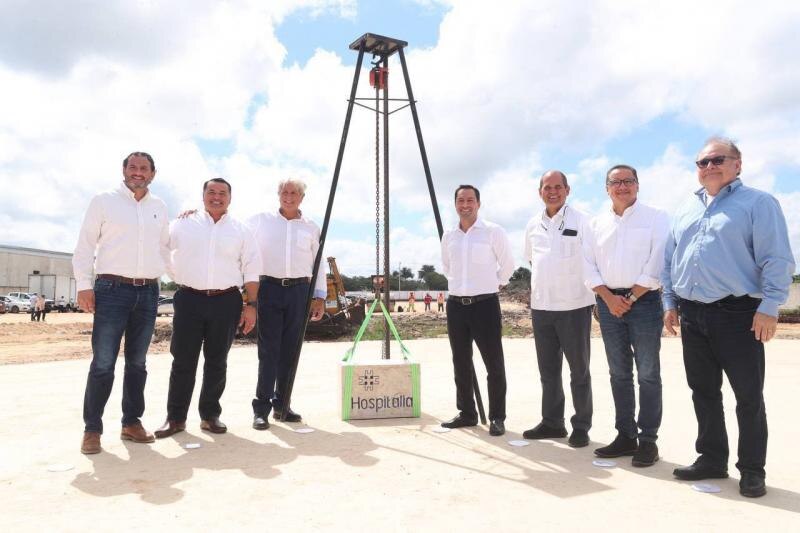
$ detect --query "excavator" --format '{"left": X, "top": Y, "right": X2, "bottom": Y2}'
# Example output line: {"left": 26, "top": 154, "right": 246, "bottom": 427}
{"left": 305, "top": 257, "right": 366, "bottom": 337}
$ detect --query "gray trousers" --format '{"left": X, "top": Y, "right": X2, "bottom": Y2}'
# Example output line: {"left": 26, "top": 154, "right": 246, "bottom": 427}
{"left": 531, "top": 305, "right": 593, "bottom": 431}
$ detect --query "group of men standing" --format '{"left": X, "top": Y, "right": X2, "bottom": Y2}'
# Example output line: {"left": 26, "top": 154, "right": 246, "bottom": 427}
{"left": 436, "top": 137, "right": 793, "bottom": 499}
{"left": 74, "top": 152, "right": 324, "bottom": 456}
{"left": 74, "top": 137, "right": 794, "bottom": 500}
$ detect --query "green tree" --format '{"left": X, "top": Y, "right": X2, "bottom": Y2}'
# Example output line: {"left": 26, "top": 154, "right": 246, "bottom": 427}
{"left": 400, "top": 266, "right": 414, "bottom": 279}
{"left": 418, "top": 264, "right": 436, "bottom": 279}
{"left": 423, "top": 271, "right": 448, "bottom": 290}
{"left": 160, "top": 280, "right": 178, "bottom": 291}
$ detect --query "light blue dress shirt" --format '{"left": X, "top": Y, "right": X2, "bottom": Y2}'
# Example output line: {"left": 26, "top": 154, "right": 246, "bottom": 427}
{"left": 662, "top": 178, "right": 795, "bottom": 317}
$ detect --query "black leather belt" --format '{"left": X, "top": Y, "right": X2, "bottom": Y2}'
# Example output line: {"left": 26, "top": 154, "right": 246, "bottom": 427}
{"left": 448, "top": 293, "right": 497, "bottom": 306}
{"left": 96, "top": 274, "right": 158, "bottom": 287}
{"left": 260, "top": 275, "right": 310, "bottom": 287}
{"left": 608, "top": 288, "right": 632, "bottom": 295}
{"left": 179, "top": 286, "right": 239, "bottom": 296}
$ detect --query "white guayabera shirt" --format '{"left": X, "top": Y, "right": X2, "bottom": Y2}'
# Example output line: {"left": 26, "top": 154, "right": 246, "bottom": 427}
{"left": 73, "top": 183, "right": 170, "bottom": 291}
{"left": 441, "top": 218, "right": 515, "bottom": 297}
{"left": 524, "top": 204, "right": 595, "bottom": 311}
{"left": 247, "top": 210, "right": 327, "bottom": 298}
{"left": 167, "top": 210, "right": 262, "bottom": 290}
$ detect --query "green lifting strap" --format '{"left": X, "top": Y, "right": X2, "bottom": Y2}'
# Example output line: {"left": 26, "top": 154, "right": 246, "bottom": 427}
{"left": 342, "top": 299, "right": 412, "bottom": 363}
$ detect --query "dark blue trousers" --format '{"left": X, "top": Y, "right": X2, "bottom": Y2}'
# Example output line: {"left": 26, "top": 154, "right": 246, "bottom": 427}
{"left": 83, "top": 278, "right": 158, "bottom": 433}
{"left": 253, "top": 281, "right": 308, "bottom": 416}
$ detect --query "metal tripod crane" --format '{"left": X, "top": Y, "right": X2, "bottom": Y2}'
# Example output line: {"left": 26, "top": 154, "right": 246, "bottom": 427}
{"left": 279, "top": 33, "right": 487, "bottom": 425}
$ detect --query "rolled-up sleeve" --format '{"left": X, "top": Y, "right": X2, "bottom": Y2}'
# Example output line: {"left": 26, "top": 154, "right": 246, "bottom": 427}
{"left": 240, "top": 226, "right": 263, "bottom": 284}
{"left": 582, "top": 220, "right": 604, "bottom": 290}
{"left": 310, "top": 223, "right": 328, "bottom": 299}
{"left": 494, "top": 226, "right": 515, "bottom": 285}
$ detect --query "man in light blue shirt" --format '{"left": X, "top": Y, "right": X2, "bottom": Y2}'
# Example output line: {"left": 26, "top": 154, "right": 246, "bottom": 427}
{"left": 662, "top": 136, "right": 795, "bottom": 498}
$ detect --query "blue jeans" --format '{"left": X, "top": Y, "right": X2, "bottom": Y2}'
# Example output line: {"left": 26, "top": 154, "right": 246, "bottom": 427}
{"left": 596, "top": 291, "right": 663, "bottom": 442}
{"left": 83, "top": 278, "right": 158, "bottom": 433}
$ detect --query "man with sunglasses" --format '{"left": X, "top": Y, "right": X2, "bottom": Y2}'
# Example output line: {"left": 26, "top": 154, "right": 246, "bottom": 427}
{"left": 662, "top": 137, "right": 794, "bottom": 498}
{"left": 583, "top": 165, "right": 669, "bottom": 467}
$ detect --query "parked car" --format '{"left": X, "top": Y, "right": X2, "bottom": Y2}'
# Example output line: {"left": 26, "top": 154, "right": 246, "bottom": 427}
{"left": 0, "top": 296, "right": 31, "bottom": 313}
{"left": 0, "top": 300, "right": 6, "bottom": 314}
{"left": 157, "top": 297, "right": 174, "bottom": 316}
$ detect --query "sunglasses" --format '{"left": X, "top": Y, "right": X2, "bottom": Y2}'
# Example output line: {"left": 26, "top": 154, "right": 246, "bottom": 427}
{"left": 695, "top": 156, "right": 738, "bottom": 169}
{"left": 606, "top": 178, "right": 638, "bottom": 188}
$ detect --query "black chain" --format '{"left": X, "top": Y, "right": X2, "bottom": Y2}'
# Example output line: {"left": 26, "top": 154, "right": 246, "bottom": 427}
{"left": 375, "top": 79, "right": 381, "bottom": 290}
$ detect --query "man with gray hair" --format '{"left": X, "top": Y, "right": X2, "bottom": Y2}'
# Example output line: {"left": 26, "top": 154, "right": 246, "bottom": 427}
{"left": 247, "top": 178, "right": 326, "bottom": 429}
{"left": 662, "top": 137, "right": 794, "bottom": 497}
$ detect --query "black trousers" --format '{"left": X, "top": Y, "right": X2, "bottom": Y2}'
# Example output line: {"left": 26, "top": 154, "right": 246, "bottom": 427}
{"left": 531, "top": 306, "right": 593, "bottom": 431}
{"left": 446, "top": 295, "right": 507, "bottom": 421}
{"left": 679, "top": 296, "right": 767, "bottom": 477}
{"left": 166, "top": 288, "right": 242, "bottom": 421}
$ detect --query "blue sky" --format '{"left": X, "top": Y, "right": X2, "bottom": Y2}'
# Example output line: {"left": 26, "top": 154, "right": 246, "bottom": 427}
{"left": 0, "top": 0, "right": 798, "bottom": 277}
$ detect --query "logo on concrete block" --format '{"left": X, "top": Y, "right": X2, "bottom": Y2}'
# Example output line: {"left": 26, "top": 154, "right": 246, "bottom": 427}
{"left": 358, "top": 369, "right": 380, "bottom": 391}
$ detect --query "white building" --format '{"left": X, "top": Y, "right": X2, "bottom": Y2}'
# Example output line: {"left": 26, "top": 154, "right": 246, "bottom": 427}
{"left": 0, "top": 244, "right": 76, "bottom": 301}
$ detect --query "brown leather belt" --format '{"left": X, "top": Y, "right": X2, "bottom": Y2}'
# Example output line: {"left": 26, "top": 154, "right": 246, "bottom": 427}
{"left": 448, "top": 293, "right": 497, "bottom": 306}
{"left": 260, "top": 275, "right": 310, "bottom": 287}
{"left": 179, "top": 286, "right": 240, "bottom": 296}
{"left": 96, "top": 274, "right": 158, "bottom": 287}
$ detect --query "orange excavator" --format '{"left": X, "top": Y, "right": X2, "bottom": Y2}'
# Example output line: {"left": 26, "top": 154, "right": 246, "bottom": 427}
{"left": 305, "top": 257, "right": 366, "bottom": 337}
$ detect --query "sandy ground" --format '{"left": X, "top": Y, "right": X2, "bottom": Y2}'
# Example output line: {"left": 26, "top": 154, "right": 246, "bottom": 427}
{"left": 1, "top": 326, "right": 799, "bottom": 531}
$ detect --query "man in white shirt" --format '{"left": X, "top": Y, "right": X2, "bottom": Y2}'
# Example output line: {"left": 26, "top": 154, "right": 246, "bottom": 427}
{"left": 154, "top": 178, "right": 261, "bottom": 439}
{"left": 248, "top": 178, "right": 326, "bottom": 429}
{"left": 441, "top": 185, "right": 515, "bottom": 436}
{"left": 522, "top": 170, "right": 596, "bottom": 448}
{"left": 583, "top": 164, "right": 669, "bottom": 467}
{"left": 73, "top": 152, "right": 170, "bottom": 454}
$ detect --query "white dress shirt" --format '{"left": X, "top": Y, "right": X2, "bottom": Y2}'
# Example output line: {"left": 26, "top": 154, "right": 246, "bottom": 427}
{"left": 168, "top": 210, "right": 262, "bottom": 290}
{"left": 524, "top": 204, "right": 596, "bottom": 311}
{"left": 73, "top": 183, "right": 170, "bottom": 291}
{"left": 441, "top": 218, "right": 515, "bottom": 297}
{"left": 582, "top": 200, "right": 670, "bottom": 290}
{"left": 247, "top": 210, "right": 327, "bottom": 298}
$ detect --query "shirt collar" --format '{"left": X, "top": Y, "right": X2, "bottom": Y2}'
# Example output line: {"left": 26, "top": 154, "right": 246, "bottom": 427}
{"left": 610, "top": 199, "right": 638, "bottom": 219}
{"left": 542, "top": 203, "right": 568, "bottom": 223}
{"left": 118, "top": 182, "right": 149, "bottom": 201}
{"left": 455, "top": 217, "right": 486, "bottom": 232}
{"left": 277, "top": 208, "right": 305, "bottom": 222}
{"left": 201, "top": 209, "right": 228, "bottom": 224}
{"left": 695, "top": 178, "right": 742, "bottom": 202}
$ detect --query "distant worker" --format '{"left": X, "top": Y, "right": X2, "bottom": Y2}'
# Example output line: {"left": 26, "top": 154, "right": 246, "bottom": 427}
{"left": 36, "top": 294, "right": 47, "bottom": 322}
{"left": 424, "top": 293, "right": 432, "bottom": 312}
{"left": 441, "top": 184, "right": 515, "bottom": 437}
{"left": 73, "top": 151, "right": 169, "bottom": 455}
{"left": 29, "top": 293, "right": 37, "bottom": 321}
{"left": 408, "top": 292, "right": 416, "bottom": 312}
{"left": 155, "top": 178, "right": 261, "bottom": 439}
{"left": 247, "top": 178, "right": 326, "bottom": 430}
{"left": 58, "top": 295, "right": 67, "bottom": 312}
{"left": 437, "top": 292, "right": 445, "bottom": 312}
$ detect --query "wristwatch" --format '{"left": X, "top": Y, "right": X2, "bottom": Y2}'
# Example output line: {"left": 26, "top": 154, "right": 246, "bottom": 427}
{"left": 246, "top": 301, "right": 257, "bottom": 307}
{"left": 624, "top": 291, "right": 638, "bottom": 303}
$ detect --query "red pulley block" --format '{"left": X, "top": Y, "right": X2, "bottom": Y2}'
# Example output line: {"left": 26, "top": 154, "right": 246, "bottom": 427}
{"left": 369, "top": 67, "right": 388, "bottom": 90}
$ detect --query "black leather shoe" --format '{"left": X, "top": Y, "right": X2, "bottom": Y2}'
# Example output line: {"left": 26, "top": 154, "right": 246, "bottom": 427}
{"left": 252, "top": 415, "right": 270, "bottom": 430}
{"left": 632, "top": 441, "right": 659, "bottom": 467}
{"left": 523, "top": 422, "right": 568, "bottom": 440}
{"left": 673, "top": 463, "right": 729, "bottom": 481}
{"left": 568, "top": 429, "right": 590, "bottom": 448}
{"left": 273, "top": 407, "right": 302, "bottom": 423}
{"left": 441, "top": 414, "right": 479, "bottom": 429}
{"left": 200, "top": 417, "right": 227, "bottom": 434}
{"left": 594, "top": 433, "right": 638, "bottom": 457}
{"left": 739, "top": 472, "right": 767, "bottom": 498}
{"left": 489, "top": 419, "right": 505, "bottom": 436}
{"left": 154, "top": 419, "right": 186, "bottom": 439}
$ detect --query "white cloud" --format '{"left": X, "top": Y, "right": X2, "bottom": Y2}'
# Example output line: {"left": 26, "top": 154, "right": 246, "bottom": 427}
{"left": 1, "top": 0, "right": 799, "bottom": 277}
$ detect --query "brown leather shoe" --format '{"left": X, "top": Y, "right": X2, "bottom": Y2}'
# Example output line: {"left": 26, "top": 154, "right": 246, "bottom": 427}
{"left": 81, "top": 431, "right": 101, "bottom": 454}
{"left": 120, "top": 422, "right": 155, "bottom": 443}
{"left": 154, "top": 419, "right": 186, "bottom": 439}
{"left": 200, "top": 417, "right": 227, "bottom": 434}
